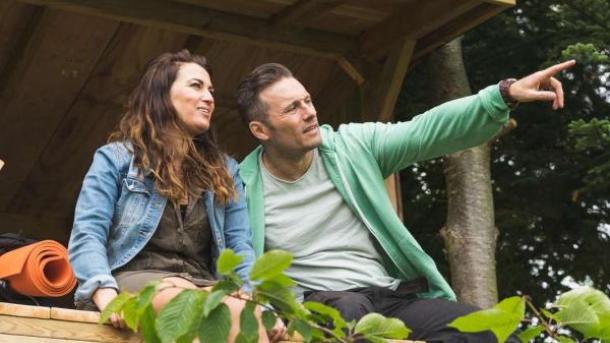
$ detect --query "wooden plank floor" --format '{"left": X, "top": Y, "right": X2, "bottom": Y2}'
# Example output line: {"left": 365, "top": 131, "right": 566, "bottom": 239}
{"left": 0, "top": 302, "right": 420, "bottom": 342}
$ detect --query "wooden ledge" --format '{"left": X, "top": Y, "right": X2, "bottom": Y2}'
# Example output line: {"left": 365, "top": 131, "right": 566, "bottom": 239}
{"left": 0, "top": 302, "right": 420, "bottom": 342}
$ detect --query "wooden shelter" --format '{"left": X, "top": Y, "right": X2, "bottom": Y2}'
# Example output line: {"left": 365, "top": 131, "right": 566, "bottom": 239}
{"left": 0, "top": 0, "right": 514, "bottom": 244}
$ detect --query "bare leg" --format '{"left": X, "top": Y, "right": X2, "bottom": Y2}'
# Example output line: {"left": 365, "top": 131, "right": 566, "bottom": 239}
{"left": 151, "top": 277, "right": 269, "bottom": 343}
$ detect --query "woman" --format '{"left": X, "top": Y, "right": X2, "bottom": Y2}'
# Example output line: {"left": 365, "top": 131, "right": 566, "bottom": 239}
{"left": 69, "top": 50, "right": 278, "bottom": 341}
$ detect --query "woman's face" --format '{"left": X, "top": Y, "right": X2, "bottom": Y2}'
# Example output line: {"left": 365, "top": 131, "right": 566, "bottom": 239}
{"left": 170, "top": 62, "right": 215, "bottom": 136}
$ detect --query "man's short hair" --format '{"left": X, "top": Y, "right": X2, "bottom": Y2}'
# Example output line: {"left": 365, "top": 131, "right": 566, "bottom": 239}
{"left": 236, "top": 63, "right": 293, "bottom": 124}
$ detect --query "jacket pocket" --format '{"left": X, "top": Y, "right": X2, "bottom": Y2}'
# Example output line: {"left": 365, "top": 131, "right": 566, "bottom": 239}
{"left": 113, "top": 177, "right": 151, "bottom": 229}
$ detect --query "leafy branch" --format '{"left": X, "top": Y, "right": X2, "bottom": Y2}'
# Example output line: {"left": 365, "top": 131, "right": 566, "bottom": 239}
{"left": 99, "top": 248, "right": 610, "bottom": 343}
{"left": 99, "top": 249, "right": 411, "bottom": 343}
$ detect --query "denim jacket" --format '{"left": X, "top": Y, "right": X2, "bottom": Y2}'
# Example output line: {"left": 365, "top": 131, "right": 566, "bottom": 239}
{"left": 69, "top": 142, "right": 255, "bottom": 304}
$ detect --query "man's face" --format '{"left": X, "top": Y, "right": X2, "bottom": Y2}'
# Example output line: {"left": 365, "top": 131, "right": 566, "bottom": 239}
{"left": 257, "top": 77, "right": 321, "bottom": 155}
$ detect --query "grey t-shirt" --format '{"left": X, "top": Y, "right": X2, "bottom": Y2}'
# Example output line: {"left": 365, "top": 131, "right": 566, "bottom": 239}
{"left": 261, "top": 149, "right": 400, "bottom": 300}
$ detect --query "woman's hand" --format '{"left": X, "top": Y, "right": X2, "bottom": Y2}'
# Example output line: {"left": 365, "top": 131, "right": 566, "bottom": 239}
{"left": 267, "top": 317, "right": 287, "bottom": 342}
{"left": 92, "top": 287, "right": 125, "bottom": 329}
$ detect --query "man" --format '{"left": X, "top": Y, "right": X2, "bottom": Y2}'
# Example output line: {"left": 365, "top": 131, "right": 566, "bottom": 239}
{"left": 236, "top": 60, "right": 575, "bottom": 342}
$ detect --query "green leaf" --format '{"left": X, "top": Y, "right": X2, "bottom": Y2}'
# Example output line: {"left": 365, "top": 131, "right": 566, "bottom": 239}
{"left": 262, "top": 311, "right": 277, "bottom": 331}
{"left": 212, "top": 280, "right": 240, "bottom": 293}
{"left": 354, "top": 313, "right": 410, "bottom": 339}
{"left": 496, "top": 296, "right": 526, "bottom": 317}
{"left": 303, "top": 301, "right": 347, "bottom": 332}
{"left": 540, "top": 309, "right": 557, "bottom": 321}
{"left": 99, "top": 292, "right": 132, "bottom": 324}
{"left": 199, "top": 303, "right": 232, "bottom": 343}
{"left": 134, "top": 282, "right": 159, "bottom": 328}
{"left": 139, "top": 304, "right": 161, "bottom": 343}
{"left": 238, "top": 301, "right": 259, "bottom": 343}
{"left": 517, "top": 325, "right": 543, "bottom": 342}
{"left": 557, "top": 336, "right": 576, "bottom": 343}
{"left": 156, "top": 290, "right": 206, "bottom": 343}
{"left": 203, "top": 290, "right": 226, "bottom": 317}
{"left": 259, "top": 274, "right": 295, "bottom": 288}
{"left": 176, "top": 335, "right": 192, "bottom": 343}
{"left": 217, "top": 249, "right": 243, "bottom": 275}
{"left": 123, "top": 297, "right": 139, "bottom": 331}
{"left": 249, "top": 250, "right": 293, "bottom": 282}
{"left": 293, "top": 319, "right": 312, "bottom": 342}
{"left": 555, "top": 287, "right": 610, "bottom": 339}
{"left": 256, "top": 287, "right": 302, "bottom": 316}
{"left": 599, "top": 323, "right": 610, "bottom": 342}
{"left": 136, "top": 282, "right": 158, "bottom": 312}
{"left": 449, "top": 296, "right": 524, "bottom": 343}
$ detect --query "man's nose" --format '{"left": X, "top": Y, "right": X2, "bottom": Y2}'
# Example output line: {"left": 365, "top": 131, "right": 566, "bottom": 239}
{"left": 302, "top": 102, "right": 316, "bottom": 120}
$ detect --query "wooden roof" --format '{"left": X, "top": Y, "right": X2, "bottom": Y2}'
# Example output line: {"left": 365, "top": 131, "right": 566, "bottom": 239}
{"left": 0, "top": 0, "right": 514, "bottom": 241}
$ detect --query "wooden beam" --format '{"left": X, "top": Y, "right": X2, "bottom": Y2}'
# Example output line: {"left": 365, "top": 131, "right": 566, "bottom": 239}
{"left": 0, "top": 10, "right": 119, "bottom": 213}
{"left": 361, "top": 0, "right": 480, "bottom": 60}
{"left": 16, "top": 0, "right": 357, "bottom": 59}
{"left": 0, "top": 1, "right": 44, "bottom": 97}
{"left": 7, "top": 25, "right": 192, "bottom": 221}
{"left": 336, "top": 56, "right": 365, "bottom": 86}
{"left": 271, "top": 0, "right": 346, "bottom": 28}
{"left": 481, "top": 0, "right": 516, "bottom": 5}
{"left": 384, "top": 174, "right": 404, "bottom": 221}
{"left": 413, "top": 2, "right": 511, "bottom": 61}
{"left": 364, "top": 38, "right": 415, "bottom": 122}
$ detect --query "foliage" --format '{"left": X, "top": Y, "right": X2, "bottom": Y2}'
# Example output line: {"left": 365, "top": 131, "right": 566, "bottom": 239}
{"left": 99, "top": 249, "right": 410, "bottom": 343}
{"left": 449, "top": 296, "right": 525, "bottom": 343}
{"left": 99, "top": 249, "right": 610, "bottom": 343}
{"left": 450, "top": 288, "right": 610, "bottom": 343}
{"left": 397, "top": 0, "right": 610, "bottom": 304}
{"left": 569, "top": 118, "right": 610, "bottom": 196}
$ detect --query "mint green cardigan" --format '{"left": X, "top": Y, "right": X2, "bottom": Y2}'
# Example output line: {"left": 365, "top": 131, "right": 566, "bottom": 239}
{"left": 239, "top": 85, "right": 510, "bottom": 301}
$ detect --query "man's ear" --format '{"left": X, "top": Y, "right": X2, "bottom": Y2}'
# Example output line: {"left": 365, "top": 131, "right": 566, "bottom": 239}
{"left": 249, "top": 120, "right": 270, "bottom": 142}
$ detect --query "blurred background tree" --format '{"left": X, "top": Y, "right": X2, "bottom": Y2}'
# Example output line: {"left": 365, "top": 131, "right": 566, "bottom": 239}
{"left": 396, "top": 0, "right": 609, "bottom": 304}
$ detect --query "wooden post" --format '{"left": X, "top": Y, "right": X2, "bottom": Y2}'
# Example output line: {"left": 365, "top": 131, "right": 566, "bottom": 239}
{"left": 363, "top": 38, "right": 415, "bottom": 122}
{"left": 362, "top": 37, "right": 415, "bottom": 220}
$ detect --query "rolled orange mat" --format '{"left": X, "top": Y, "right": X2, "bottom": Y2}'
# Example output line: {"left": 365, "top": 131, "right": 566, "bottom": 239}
{"left": 0, "top": 240, "right": 76, "bottom": 297}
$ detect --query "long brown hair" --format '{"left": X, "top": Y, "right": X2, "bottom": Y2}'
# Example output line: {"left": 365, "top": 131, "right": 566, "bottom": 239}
{"left": 109, "top": 50, "right": 236, "bottom": 204}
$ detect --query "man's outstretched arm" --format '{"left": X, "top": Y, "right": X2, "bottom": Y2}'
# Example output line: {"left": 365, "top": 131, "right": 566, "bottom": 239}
{"left": 347, "top": 60, "right": 577, "bottom": 177}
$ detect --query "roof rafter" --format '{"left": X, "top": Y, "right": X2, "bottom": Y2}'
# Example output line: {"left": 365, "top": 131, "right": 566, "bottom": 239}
{"left": 360, "top": 0, "right": 481, "bottom": 60}
{"left": 16, "top": 0, "right": 357, "bottom": 59}
{"left": 270, "top": 0, "right": 346, "bottom": 28}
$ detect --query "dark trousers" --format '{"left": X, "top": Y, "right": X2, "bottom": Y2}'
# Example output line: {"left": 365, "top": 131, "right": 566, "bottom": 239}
{"left": 304, "top": 287, "right": 520, "bottom": 343}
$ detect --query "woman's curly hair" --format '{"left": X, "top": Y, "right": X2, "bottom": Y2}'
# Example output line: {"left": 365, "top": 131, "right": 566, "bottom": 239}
{"left": 109, "top": 49, "right": 236, "bottom": 204}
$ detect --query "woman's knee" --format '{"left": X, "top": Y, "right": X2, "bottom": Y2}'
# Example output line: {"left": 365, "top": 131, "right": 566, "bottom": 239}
{"left": 151, "top": 277, "right": 197, "bottom": 311}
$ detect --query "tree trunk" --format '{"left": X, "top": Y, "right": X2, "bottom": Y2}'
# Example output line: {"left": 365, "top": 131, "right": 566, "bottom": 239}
{"left": 424, "top": 37, "right": 499, "bottom": 308}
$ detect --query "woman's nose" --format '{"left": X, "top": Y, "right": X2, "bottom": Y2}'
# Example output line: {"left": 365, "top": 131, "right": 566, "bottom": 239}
{"left": 200, "top": 90, "right": 214, "bottom": 102}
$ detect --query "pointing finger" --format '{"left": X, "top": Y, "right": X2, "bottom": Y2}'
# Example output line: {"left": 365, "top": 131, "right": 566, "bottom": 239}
{"left": 542, "top": 60, "right": 576, "bottom": 78}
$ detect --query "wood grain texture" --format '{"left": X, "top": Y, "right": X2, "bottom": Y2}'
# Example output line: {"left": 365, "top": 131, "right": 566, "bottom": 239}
{"left": 0, "top": 315, "right": 138, "bottom": 342}
{"left": 0, "top": 302, "right": 50, "bottom": 319}
{"left": 6, "top": 24, "right": 191, "bottom": 221}
{"left": 0, "top": 333, "right": 94, "bottom": 342}
{"left": 15, "top": 0, "right": 355, "bottom": 59}
{"left": 50, "top": 307, "right": 100, "bottom": 324}
{"left": 363, "top": 38, "right": 415, "bottom": 122}
{"left": 413, "top": 2, "right": 512, "bottom": 61}
{"left": 361, "top": 0, "right": 480, "bottom": 59}
{"left": 0, "top": 8, "right": 119, "bottom": 212}
{"left": 271, "top": 0, "right": 346, "bottom": 28}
